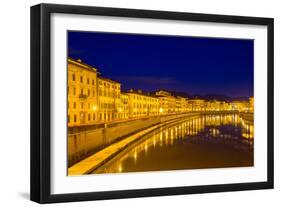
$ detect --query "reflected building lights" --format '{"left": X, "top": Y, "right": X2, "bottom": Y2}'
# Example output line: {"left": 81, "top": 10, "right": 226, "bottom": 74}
{"left": 95, "top": 113, "right": 254, "bottom": 174}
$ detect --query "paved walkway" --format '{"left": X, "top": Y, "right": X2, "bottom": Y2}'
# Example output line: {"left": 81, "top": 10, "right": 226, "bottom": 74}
{"left": 68, "top": 122, "right": 167, "bottom": 175}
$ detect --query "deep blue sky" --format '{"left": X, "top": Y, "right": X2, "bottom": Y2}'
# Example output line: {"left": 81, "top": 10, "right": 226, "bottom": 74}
{"left": 68, "top": 31, "right": 253, "bottom": 97}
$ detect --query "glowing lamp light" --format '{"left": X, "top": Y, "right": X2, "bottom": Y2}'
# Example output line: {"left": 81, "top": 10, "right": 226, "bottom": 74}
{"left": 92, "top": 105, "right": 97, "bottom": 111}
{"left": 118, "top": 108, "right": 122, "bottom": 112}
{"left": 159, "top": 108, "right": 164, "bottom": 113}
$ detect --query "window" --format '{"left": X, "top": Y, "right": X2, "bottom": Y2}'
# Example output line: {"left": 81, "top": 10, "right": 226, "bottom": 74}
{"left": 81, "top": 103, "right": 83, "bottom": 109}
{"left": 72, "top": 74, "right": 75, "bottom": 81}
{"left": 93, "top": 113, "right": 95, "bottom": 121}
{"left": 73, "top": 87, "right": 76, "bottom": 95}
{"left": 74, "top": 115, "right": 77, "bottom": 122}
{"left": 81, "top": 88, "right": 83, "bottom": 94}
{"left": 92, "top": 79, "right": 95, "bottom": 85}
{"left": 80, "top": 76, "right": 83, "bottom": 83}
{"left": 93, "top": 91, "right": 95, "bottom": 97}
{"left": 88, "top": 114, "right": 91, "bottom": 121}
{"left": 88, "top": 89, "right": 90, "bottom": 96}
{"left": 74, "top": 102, "right": 76, "bottom": 109}
{"left": 87, "top": 78, "right": 89, "bottom": 84}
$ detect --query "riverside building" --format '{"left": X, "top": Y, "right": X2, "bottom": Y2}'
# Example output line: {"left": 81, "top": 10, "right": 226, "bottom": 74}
{"left": 68, "top": 58, "right": 254, "bottom": 127}
{"left": 127, "top": 89, "right": 159, "bottom": 118}
{"left": 67, "top": 58, "right": 98, "bottom": 126}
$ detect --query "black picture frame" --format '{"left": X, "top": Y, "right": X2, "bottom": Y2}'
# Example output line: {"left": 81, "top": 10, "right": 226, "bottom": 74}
{"left": 30, "top": 3, "right": 274, "bottom": 204}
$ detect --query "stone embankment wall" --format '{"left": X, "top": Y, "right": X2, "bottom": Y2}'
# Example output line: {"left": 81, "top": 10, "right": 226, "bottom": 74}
{"left": 68, "top": 112, "right": 200, "bottom": 166}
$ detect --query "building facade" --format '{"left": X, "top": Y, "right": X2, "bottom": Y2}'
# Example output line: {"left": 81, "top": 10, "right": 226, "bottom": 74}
{"left": 188, "top": 99, "right": 206, "bottom": 111}
{"left": 68, "top": 58, "right": 254, "bottom": 127}
{"left": 127, "top": 90, "right": 159, "bottom": 118}
{"left": 120, "top": 93, "right": 129, "bottom": 119}
{"left": 97, "top": 77, "right": 121, "bottom": 122}
{"left": 68, "top": 58, "right": 98, "bottom": 126}
{"left": 155, "top": 90, "right": 177, "bottom": 114}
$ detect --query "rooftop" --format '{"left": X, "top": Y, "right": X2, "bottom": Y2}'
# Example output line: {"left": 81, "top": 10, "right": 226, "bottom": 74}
{"left": 68, "top": 57, "right": 97, "bottom": 73}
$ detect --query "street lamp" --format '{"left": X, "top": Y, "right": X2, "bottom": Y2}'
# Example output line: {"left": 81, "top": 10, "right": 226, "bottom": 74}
{"left": 92, "top": 105, "right": 97, "bottom": 111}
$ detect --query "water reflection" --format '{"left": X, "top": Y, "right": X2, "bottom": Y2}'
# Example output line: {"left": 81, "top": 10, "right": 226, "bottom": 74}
{"left": 93, "top": 114, "right": 254, "bottom": 174}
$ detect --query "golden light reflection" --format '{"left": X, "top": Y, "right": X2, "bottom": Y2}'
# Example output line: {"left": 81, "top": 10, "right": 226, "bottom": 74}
{"left": 118, "top": 165, "right": 122, "bottom": 172}
{"left": 96, "top": 113, "right": 254, "bottom": 174}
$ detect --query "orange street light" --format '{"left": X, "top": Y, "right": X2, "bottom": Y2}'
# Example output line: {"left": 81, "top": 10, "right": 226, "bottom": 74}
{"left": 92, "top": 105, "right": 97, "bottom": 111}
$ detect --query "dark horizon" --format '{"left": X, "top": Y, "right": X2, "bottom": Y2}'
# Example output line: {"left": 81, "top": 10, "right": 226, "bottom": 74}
{"left": 68, "top": 31, "right": 254, "bottom": 98}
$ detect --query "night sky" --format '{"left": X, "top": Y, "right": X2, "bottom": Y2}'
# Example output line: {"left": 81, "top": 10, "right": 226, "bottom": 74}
{"left": 68, "top": 31, "right": 254, "bottom": 98}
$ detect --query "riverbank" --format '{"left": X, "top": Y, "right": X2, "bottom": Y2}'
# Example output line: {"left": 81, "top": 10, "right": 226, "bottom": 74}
{"left": 68, "top": 111, "right": 252, "bottom": 175}
{"left": 68, "top": 116, "right": 197, "bottom": 175}
{"left": 68, "top": 112, "right": 204, "bottom": 166}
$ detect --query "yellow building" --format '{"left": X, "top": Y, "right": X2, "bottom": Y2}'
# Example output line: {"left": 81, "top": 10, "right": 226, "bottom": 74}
{"left": 221, "top": 101, "right": 232, "bottom": 111}
{"left": 249, "top": 97, "right": 254, "bottom": 112}
{"left": 67, "top": 57, "right": 253, "bottom": 127}
{"left": 67, "top": 58, "right": 98, "bottom": 126}
{"left": 119, "top": 93, "right": 129, "bottom": 119}
{"left": 127, "top": 90, "right": 159, "bottom": 118}
{"left": 230, "top": 100, "right": 250, "bottom": 112}
{"left": 175, "top": 96, "right": 188, "bottom": 112}
{"left": 188, "top": 99, "right": 206, "bottom": 111}
{"left": 97, "top": 77, "right": 121, "bottom": 122}
{"left": 155, "top": 90, "right": 177, "bottom": 114}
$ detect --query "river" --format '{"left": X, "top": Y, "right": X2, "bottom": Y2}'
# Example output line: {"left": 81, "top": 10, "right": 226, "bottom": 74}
{"left": 93, "top": 113, "right": 254, "bottom": 174}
